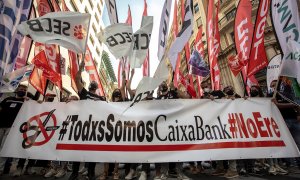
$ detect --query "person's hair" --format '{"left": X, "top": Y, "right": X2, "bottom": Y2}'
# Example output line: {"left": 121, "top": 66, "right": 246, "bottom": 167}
{"left": 17, "top": 84, "right": 28, "bottom": 90}
{"left": 111, "top": 89, "right": 121, "bottom": 102}
{"left": 251, "top": 85, "right": 264, "bottom": 97}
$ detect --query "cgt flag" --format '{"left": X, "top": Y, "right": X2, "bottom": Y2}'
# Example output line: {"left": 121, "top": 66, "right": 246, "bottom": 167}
{"left": 17, "top": 11, "right": 91, "bottom": 53}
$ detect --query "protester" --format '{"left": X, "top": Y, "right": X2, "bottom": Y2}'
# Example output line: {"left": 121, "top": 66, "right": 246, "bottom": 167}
{"left": 69, "top": 60, "right": 106, "bottom": 180}
{"left": 0, "top": 84, "right": 29, "bottom": 175}
{"left": 271, "top": 79, "right": 300, "bottom": 174}
{"left": 154, "top": 81, "right": 190, "bottom": 180}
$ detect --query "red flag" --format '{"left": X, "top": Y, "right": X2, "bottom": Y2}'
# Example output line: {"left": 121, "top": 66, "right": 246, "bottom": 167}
{"left": 234, "top": 0, "right": 253, "bottom": 66}
{"left": 35, "top": 0, "right": 62, "bottom": 90}
{"left": 247, "top": 0, "right": 270, "bottom": 76}
{"left": 118, "top": 59, "right": 124, "bottom": 88}
{"left": 126, "top": 5, "right": 132, "bottom": 25}
{"left": 207, "top": 0, "right": 221, "bottom": 90}
{"left": 227, "top": 52, "right": 244, "bottom": 76}
{"left": 118, "top": 5, "right": 132, "bottom": 88}
{"left": 179, "top": 71, "right": 197, "bottom": 98}
{"left": 234, "top": 0, "right": 258, "bottom": 95}
{"left": 32, "top": 51, "right": 61, "bottom": 84}
{"left": 194, "top": 25, "right": 205, "bottom": 96}
{"left": 61, "top": 0, "right": 79, "bottom": 92}
{"left": 173, "top": 0, "right": 180, "bottom": 87}
{"left": 84, "top": 48, "right": 105, "bottom": 96}
{"left": 142, "top": 0, "right": 150, "bottom": 77}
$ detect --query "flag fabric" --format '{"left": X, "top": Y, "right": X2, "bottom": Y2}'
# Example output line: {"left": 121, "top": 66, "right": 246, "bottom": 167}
{"left": 234, "top": 0, "right": 253, "bottom": 65}
{"left": 179, "top": 71, "right": 197, "bottom": 98}
{"left": 36, "top": 0, "right": 63, "bottom": 90}
{"left": 157, "top": 0, "right": 172, "bottom": 61}
{"left": 142, "top": 0, "right": 150, "bottom": 77}
{"left": 172, "top": 0, "right": 180, "bottom": 87}
{"left": 267, "top": 54, "right": 281, "bottom": 91}
{"left": 129, "top": 16, "right": 153, "bottom": 69}
{"left": 32, "top": 50, "right": 61, "bottom": 85}
{"left": 189, "top": 50, "right": 210, "bottom": 77}
{"left": 98, "top": 23, "right": 133, "bottom": 59}
{"left": 168, "top": 0, "right": 193, "bottom": 70}
{"left": 29, "top": 0, "right": 53, "bottom": 95}
{"left": 247, "top": 0, "right": 270, "bottom": 76}
{"left": 14, "top": 5, "right": 36, "bottom": 70}
{"left": 207, "top": 0, "right": 221, "bottom": 90}
{"left": 271, "top": 0, "right": 300, "bottom": 55}
{"left": 17, "top": 11, "right": 91, "bottom": 54}
{"left": 117, "top": 6, "right": 132, "bottom": 88}
{"left": 194, "top": 25, "right": 205, "bottom": 97}
{"left": 279, "top": 41, "right": 300, "bottom": 84}
{"left": 30, "top": 43, "right": 47, "bottom": 95}
{"left": 84, "top": 48, "right": 105, "bottom": 96}
{"left": 0, "top": 64, "right": 33, "bottom": 93}
{"left": 61, "top": 0, "right": 79, "bottom": 93}
{"left": 227, "top": 52, "right": 244, "bottom": 76}
{"left": 0, "top": 0, "right": 33, "bottom": 80}
{"left": 105, "top": 0, "right": 118, "bottom": 24}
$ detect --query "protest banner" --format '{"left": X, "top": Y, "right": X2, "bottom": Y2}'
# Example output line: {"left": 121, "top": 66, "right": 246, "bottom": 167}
{"left": 1, "top": 99, "right": 299, "bottom": 162}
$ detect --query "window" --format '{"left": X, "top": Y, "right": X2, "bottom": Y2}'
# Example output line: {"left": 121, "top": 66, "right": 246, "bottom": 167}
{"left": 230, "top": 32, "right": 234, "bottom": 43}
{"left": 92, "top": 23, "right": 97, "bottom": 33}
{"left": 90, "top": 36, "right": 95, "bottom": 45}
{"left": 88, "top": 0, "right": 94, "bottom": 8}
{"left": 96, "top": 47, "right": 101, "bottom": 56}
{"left": 95, "top": 14, "right": 99, "bottom": 24}
{"left": 100, "top": 0, "right": 103, "bottom": 6}
{"left": 196, "top": 17, "right": 202, "bottom": 28}
{"left": 226, "top": 8, "right": 236, "bottom": 21}
{"left": 194, "top": 3, "right": 199, "bottom": 14}
{"left": 70, "top": 0, "right": 78, "bottom": 11}
{"left": 97, "top": 3, "right": 102, "bottom": 16}
{"left": 85, "top": 7, "right": 89, "bottom": 13}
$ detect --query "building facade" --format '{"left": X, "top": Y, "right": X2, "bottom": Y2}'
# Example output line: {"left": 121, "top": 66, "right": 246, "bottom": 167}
{"left": 27, "top": 0, "right": 116, "bottom": 99}
{"left": 164, "top": 0, "right": 280, "bottom": 97}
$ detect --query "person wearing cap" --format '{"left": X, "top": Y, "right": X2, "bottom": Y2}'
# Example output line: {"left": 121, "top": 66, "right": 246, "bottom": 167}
{"left": 68, "top": 60, "right": 106, "bottom": 180}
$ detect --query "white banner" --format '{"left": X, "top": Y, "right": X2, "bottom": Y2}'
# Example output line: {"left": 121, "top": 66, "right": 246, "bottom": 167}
{"left": 0, "top": 65, "right": 33, "bottom": 93}
{"left": 1, "top": 99, "right": 299, "bottom": 162}
{"left": 267, "top": 54, "right": 281, "bottom": 91}
{"left": 98, "top": 23, "right": 133, "bottom": 59}
{"left": 271, "top": 0, "right": 300, "bottom": 54}
{"left": 157, "top": 0, "right": 172, "bottom": 61}
{"left": 279, "top": 40, "right": 300, "bottom": 84}
{"left": 168, "top": 0, "right": 193, "bottom": 70}
{"left": 17, "top": 11, "right": 91, "bottom": 53}
{"left": 130, "top": 16, "right": 153, "bottom": 68}
{"left": 105, "top": 0, "right": 118, "bottom": 24}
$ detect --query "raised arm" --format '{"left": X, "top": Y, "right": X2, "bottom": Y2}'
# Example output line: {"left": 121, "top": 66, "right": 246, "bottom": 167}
{"left": 75, "top": 60, "right": 85, "bottom": 94}
{"left": 126, "top": 69, "right": 135, "bottom": 100}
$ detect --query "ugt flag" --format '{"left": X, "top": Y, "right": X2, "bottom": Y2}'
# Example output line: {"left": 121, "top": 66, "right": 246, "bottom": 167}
{"left": 17, "top": 11, "right": 91, "bottom": 53}
{"left": 189, "top": 50, "right": 210, "bottom": 77}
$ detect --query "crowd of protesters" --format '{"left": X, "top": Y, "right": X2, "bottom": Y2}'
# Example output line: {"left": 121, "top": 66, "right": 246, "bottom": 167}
{"left": 0, "top": 61, "right": 300, "bottom": 180}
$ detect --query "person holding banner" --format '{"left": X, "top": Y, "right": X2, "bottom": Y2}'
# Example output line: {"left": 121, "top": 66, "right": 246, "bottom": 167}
{"left": 0, "top": 84, "right": 29, "bottom": 175}
{"left": 154, "top": 81, "right": 191, "bottom": 180}
{"left": 69, "top": 61, "right": 106, "bottom": 180}
{"left": 271, "top": 79, "right": 300, "bottom": 174}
